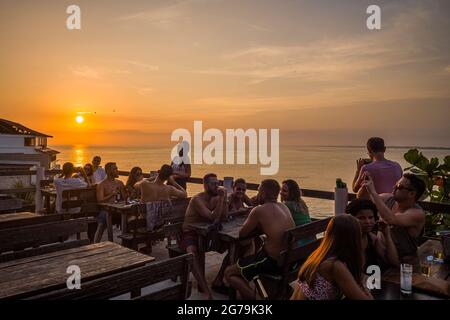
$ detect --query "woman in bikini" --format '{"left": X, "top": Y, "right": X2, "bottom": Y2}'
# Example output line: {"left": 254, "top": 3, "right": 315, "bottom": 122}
{"left": 290, "top": 215, "right": 373, "bottom": 300}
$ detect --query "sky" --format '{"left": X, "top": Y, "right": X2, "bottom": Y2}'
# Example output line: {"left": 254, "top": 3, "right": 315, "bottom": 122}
{"left": 0, "top": 0, "right": 449, "bottom": 147}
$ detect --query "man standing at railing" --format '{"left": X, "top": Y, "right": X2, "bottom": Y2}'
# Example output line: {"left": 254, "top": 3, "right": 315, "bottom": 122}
{"left": 92, "top": 156, "right": 107, "bottom": 184}
{"left": 353, "top": 137, "right": 402, "bottom": 199}
{"left": 94, "top": 162, "right": 126, "bottom": 243}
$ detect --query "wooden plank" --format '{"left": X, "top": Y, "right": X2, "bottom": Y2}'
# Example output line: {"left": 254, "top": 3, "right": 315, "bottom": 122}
{"left": 0, "top": 213, "right": 63, "bottom": 230}
{"left": 28, "top": 254, "right": 191, "bottom": 300}
{"left": 0, "top": 212, "right": 37, "bottom": 222}
{"left": 0, "top": 239, "right": 91, "bottom": 263}
{"left": 0, "top": 242, "right": 154, "bottom": 299}
{"left": 0, "top": 218, "right": 88, "bottom": 252}
{"left": 0, "top": 241, "right": 114, "bottom": 270}
{"left": 0, "top": 188, "right": 35, "bottom": 194}
{"left": 6, "top": 251, "right": 153, "bottom": 299}
{"left": 286, "top": 217, "right": 331, "bottom": 242}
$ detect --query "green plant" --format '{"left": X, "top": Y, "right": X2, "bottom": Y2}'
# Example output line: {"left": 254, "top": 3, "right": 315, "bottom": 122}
{"left": 404, "top": 149, "right": 450, "bottom": 236}
{"left": 13, "top": 180, "right": 35, "bottom": 204}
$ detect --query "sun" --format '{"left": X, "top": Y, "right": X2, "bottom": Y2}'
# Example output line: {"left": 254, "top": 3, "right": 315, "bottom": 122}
{"left": 75, "top": 115, "right": 84, "bottom": 124}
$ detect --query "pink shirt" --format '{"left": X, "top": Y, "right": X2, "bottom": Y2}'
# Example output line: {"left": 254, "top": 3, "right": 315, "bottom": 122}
{"left": 360, "top": 160, "right": 403, "bottom": 194}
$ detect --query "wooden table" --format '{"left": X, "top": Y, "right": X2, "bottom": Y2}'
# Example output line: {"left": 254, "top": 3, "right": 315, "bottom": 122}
{"left": 188, "top": 213, "right": 253, "bottom": 299}
{"left": 99, "top": 202, "right": 138, "bottom": 242}
{"left": 372, "top": 281, "right": 446, "bottom": 300}
{"left": 0, "top": 212, "right": 39, "bottom": 229}
{"left": 189, "top": 214, "right": 249, "bottom": 266}
{"left": 418, "top": 239, "right": 450, "bottom": 280}
{"left": 0, "top": 241, "right": 154, "bottom": 299}
{"left": 378, "top": 239, "right": 450, "bottom": 299}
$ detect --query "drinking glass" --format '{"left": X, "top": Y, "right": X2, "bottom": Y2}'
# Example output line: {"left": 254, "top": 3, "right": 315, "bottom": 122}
{"left": 400, "top": 263, "right": 412, "bottom": 295}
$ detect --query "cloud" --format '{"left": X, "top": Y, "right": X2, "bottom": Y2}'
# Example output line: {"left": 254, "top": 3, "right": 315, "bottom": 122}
{"left": 116, "top": 0, "right": 202, "bottom": 28}
{"left": 71, "top": 66, "right": 102, "bottom": 80}
{"left": 137, "top": 87, "right": 154, "bottom": 95}
{"left": 125, "top": 60, "right": 159, "bottom": 71}
{"left": 193, "top": 3, "right": 448, "bottom": 85}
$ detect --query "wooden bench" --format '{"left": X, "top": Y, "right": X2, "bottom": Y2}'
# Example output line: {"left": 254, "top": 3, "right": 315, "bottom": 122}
{"left": 119, "top": 198, "right": 190, "bottom": 253}
{"left": 27, "top": 253, "right": 193, "bottom": 300}
{"left": 256, "top": 217, "right": 332, "bottom": 300}
{"left": 0, "top": 217, "right": 90, "bottom": 261}
{"left": 60, "top": 188, "right": 98, "bottom": 241}
{"left": 164, "top": 222, "right": 185, "bottom": 259}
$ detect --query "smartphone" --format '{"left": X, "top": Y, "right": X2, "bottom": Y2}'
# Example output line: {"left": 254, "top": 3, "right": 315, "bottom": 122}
{"left": 363, "top": 158, "right": 372, "bottom": 165}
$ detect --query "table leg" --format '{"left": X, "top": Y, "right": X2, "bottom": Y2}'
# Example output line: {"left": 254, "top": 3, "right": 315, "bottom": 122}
{"left": 228, "top": 241, "right": 238, "bottom": 300}
{"left": 45, "top": 194, "right": 50, "bottom": 214}
{"left": 121, "top": 213, "right": 128, "bottom": 233}
{"left": 197, "top": 235, "right": 206, "bottom": 277}
{"left": 106, "top": 210, "right": 114, "bottom": 242}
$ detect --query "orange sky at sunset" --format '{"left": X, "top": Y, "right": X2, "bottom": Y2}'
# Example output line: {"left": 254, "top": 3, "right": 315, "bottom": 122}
{"left": 1, "top": 0, "right": 449, "bottom": 147}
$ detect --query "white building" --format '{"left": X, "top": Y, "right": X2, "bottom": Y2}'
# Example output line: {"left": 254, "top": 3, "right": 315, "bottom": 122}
{"left": 0, "top": 118, "right": 59, "bottom": 170}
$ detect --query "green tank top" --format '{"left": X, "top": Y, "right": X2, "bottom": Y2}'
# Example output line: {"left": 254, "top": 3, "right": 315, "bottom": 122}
{"left": 284, "top": 201, "right": 311, "bottom": 226}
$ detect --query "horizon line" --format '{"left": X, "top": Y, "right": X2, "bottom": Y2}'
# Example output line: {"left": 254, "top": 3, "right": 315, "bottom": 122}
{"left": 49, "top": 144, "right": 450, "bottom": 150}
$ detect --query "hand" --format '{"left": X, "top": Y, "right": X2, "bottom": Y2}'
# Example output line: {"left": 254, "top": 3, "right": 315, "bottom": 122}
{"left": 356, "top": 158, "right": 365, "bottom": 171}
{"left": 362, "top": 172, "right": 376, "bottom": 194}
{"left": 377, "top": 220, "right": 390, "bottom": 235}
{"left": 217, "top": 188, "right": 226, "bottom": 198}
{"left": 167, "top": 175, "right": 176, "bottom": 184}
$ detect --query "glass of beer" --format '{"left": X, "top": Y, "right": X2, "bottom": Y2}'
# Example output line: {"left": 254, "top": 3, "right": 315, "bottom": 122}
{"left": 420, "top": 256, "right": 433, "bottom": 277}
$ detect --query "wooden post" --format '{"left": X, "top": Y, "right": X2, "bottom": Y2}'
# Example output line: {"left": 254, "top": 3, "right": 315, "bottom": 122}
{"left": 334, "top": 187, "right": 348, "bottom": 216}
{"left": 223, "top": 176, "right": 234, "bottom": 194}
{"left": 35, "top": 166, "right": 45, "bottom": 213}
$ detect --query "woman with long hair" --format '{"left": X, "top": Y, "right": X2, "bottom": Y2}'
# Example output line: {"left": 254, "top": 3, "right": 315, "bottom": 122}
{"left": 290, "top": 215, "right": 373, "bottom": 300}
{"left": 126, "top": 166, "right": 143, "bottom": 200}
{"left": 280, "top": 179, "right": 311, "bottom": 226}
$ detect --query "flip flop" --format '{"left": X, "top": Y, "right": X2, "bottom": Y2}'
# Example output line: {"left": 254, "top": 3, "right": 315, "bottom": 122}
{"left": 212, "top": 284, "right": 229, "bottom": 295}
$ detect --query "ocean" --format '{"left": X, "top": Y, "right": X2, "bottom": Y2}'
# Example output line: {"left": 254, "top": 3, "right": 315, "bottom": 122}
{"left": 52, "top": 145, "right": 449, "bottom": 219}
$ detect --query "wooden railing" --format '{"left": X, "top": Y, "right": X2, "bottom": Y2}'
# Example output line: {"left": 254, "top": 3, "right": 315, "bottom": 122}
{"left": 0, "top": 169, "right": 449, "bottom": 214}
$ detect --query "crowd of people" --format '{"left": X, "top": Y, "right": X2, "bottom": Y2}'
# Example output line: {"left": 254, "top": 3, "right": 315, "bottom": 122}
{"left": 53, "top": 136, "right": 427, "bottom": 300}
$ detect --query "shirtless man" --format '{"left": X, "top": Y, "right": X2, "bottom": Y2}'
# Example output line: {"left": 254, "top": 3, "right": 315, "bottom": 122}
{"left": 224, "top": 179, "right": 295, "bottom": 300}
{"left": 182, "top": 173, "right": 228, "bottom": 299}
{"left": 135, "top": 164, "right": 187, "bottom": 202}
{"left": 362, "top": 172, "right": 426, "bottom": 264}
{"left": 94, "top": 162, "right": 126, "bottom": 243}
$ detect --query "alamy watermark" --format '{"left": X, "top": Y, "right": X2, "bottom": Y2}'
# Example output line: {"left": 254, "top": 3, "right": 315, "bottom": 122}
{"left": 171, "top": 121, "right": 279, "bottom": 175}
{"left": 66, "top": 264, "right": 81, "bottom": 290}
{"left": 66, "top": 5, "right": 381, "bottom": 31}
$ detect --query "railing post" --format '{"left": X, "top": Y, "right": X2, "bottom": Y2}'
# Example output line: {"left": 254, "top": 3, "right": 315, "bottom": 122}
{"left": 223, "top": 176, "right": 234, "bottom": 194}
{"left": 334, "top": 187, "right": 348, "bottom": 216}
{"left": 35, "top": 166, "right": 45, "bottom": 213}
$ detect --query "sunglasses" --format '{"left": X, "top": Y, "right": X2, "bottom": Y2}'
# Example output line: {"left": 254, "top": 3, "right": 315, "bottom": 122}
{"left": 235, "top": 187, "right": 246, "bottom": 192}
{"left": 394, "top": 184, "right": 414, "bottom": 192}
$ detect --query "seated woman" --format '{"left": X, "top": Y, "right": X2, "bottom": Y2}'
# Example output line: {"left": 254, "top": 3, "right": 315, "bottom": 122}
{"left": 290, "top": 215, "right": 373, "bottom": 300}
{"left": 345, "top": 198, "right": 399, "bottom": 271}
{"left": 280, "top": 179, "right": 311, "bottom": 226}
{"left": 54, "top": 162, "right": 88, "bottom": 213}
{"left": 126, "top": 166, "right": 143, "bottom": 201}
{"left": 75, "top": 163, "right": 95, "bottom": 186}
{"left": 228, "top": 178, "right": 253, "bottom": 211}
